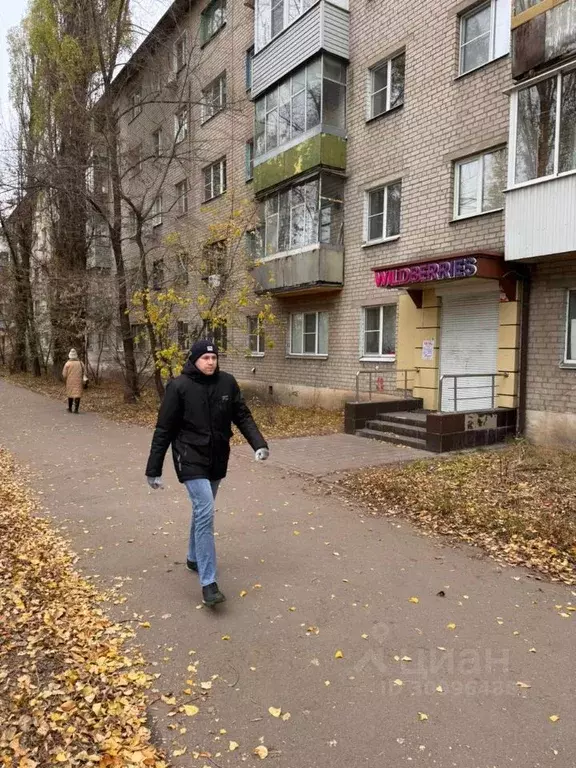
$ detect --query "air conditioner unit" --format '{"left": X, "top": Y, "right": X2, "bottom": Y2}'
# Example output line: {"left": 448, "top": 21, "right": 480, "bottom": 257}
{"left": 208, "top": 274, "right": 221, "bottom": 289}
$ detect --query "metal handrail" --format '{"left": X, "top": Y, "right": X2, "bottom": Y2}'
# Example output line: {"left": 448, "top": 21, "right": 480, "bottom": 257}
{"left": 438, "top": 372, "right": 509, "bottom": 412}
{"left": 355, "top": 368, "right": 419, "bottom": 402}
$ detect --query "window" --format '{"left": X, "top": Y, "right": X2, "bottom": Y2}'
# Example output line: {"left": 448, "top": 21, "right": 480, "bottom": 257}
{"left": 248, "top": 316, "right": 265, "bottom": 355}
{"left": 203, "top": 158, "right": 227, "bottom": 201}
{"left": 202, "top": 241, "right": 226, "bottom": 279}
{"left": 174, "top": 108, "right": 189, "bottom": 142}
{"left": 369, "top": 52, "right": 405, "bottom": 119}
{"left": 128, "top": 210, "right": 137, "bottom": 237}
{"left": 152, "top": 259, "right": 165, "bottom": 290}
{"left": 262, "top": 174, "right": 344, "bottom": 257}
{"left": 201, "top": 73, "right": 226, "bottom": 123}
{"left": 565, "top": 290, "right": 576, "bottom": 364}
{"left": 175, "top": 179, "right": 188, "bottom": 215}
{"left": 174, "top": 33, "right": 187, "bottom": 74}
{"left": 246, "top": 46, "right": 254, "bottom": 90}
{"left": 0, "top": 250, "right": 10, "bottom": 267}
{"left": 245, "top": 229, "right": 263, "bottom": 261}
{"left": 513, "top": 70, "right": 576, "bottom": 184}
{"left": 365, "top": 181, "right": 402, "bottom": 243}
{"left": 290, "top": 311, "right": 328, "bottom": 356}
{"left": 152, "top": 129, "right": 162, "bottom": 158}
{"left": 255, "top": 0, "right": 315, "bottom": 50}
{"left": 130, "top": 144, "right": 143, "bottom": 177}
{"left": 245, "top": 139, "right": 254, "bottom": 181}
{"left": 131, "top": 323, "right": 147, "bottom": 352}
{"left": 362, "top": 305, "right": 396, "bottom": 359}
{"left": 459, "top": 0, "right": 510, "bottom": 76}
{"left": 151, "top": 196, "right": 163, "bottom": 227}
{"left": 255, "top": 55, "right": 346, "bottom": 159}
{"left": 177, "top": 321, "right": 189, "bottom": 350}
{"left": 176, "top": 251, "right": 189, "bottom": 286}
{"left": 129, "top": 88, "right": 142, "bottom": 121}
{"left": 204, "top": 320, "right": 228, "bottom": 352}
{"left": 454, "top": 148, "right": 506, "bottom": 218}
{"left": 201, "top": 0, "right": 226, "bottom": 44}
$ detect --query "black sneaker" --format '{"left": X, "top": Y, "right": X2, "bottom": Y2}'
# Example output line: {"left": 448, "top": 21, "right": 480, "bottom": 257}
{"left": 202, "top": 582, "right": 226, "bottom": 607}
{"left": 186, "top": 559, "right": 198, "bottom": 573}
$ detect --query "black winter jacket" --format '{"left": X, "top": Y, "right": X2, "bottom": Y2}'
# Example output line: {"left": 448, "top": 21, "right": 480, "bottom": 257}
{"left": 145, "top": 362, "right": 267, "bottom": 482}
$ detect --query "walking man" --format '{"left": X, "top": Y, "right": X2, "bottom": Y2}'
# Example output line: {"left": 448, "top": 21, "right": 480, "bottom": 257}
{"left": 145, "top": 340, "right": 269, "bottom": 606}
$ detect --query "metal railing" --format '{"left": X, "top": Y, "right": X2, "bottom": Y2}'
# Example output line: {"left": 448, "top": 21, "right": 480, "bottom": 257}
{"left": 438, "top": 372, "right": 509, "bottom": 412}
{"left": 355, "top": 368, "right": 419, "bottom": 402}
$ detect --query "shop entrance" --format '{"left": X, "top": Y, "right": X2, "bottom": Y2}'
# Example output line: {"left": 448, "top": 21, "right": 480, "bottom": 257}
{"left": 439, "top": 290, "right": 500, "bottom": 412}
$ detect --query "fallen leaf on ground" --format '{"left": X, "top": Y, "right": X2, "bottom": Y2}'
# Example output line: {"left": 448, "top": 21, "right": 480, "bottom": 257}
{"left": 221, "top": 635, "right": 231, "bottom": 641}
{"left": 447, "top": 623, "right": 456, "bottom": 630}
{"left": 516, "top": 682, "right": 531, "bottom": 689}
{"left": 418, "top": 712, "right": 429, "bottom": 721}
{"left": 408, "top": 597, "right": 419, "bottom": 604}
{"left": 393, "top": 679, "right": 403, "bottom": 686}
{"left": 334, "top": 650, "right": 344, "bottom": 659}
{"left": 229, "top": 741, "right": 239, "bottom": 752}
{"left": 253, "top": 745, "right": 269, "bottom": 759}
{"left": 549, "top": 715, "right": 560, "bottom": 723}
{"left": 240, "top": 590, "right": 248, "bottom": 597}
{"left": 182, "top": 704, "right": 199, "bottom": 717}
{"left": 268, "top": 707, "right": 282, "bottom": 718}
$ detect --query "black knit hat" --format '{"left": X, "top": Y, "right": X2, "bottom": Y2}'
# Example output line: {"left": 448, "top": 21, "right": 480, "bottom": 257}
{"left": 189, "top": 339, "right": 219, "bottom": 365}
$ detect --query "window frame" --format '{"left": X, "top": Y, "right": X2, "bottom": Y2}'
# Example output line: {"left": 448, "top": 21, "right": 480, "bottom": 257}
{"left": 289, "top": 311, "right": 328, "bottom": 357}
{"left": 459, "top": 0, "right": 510, "bottom": 77}
{"left": 453, "top": 147, "right": 506, "bottom": 220}
{"left": 174, "top": 32, "right": 188, "bottom": 74}
{"left": 175, "top": 179, "right": 189, "bottom": 216}
{"left": 152, "top": 128, "right": 162, "bottom": 159}
{"left": 246, "top": 46, "right": 254, "bottom": 91}
{"left": 129, "top": 88, "right": 142, "bottom": 122}
{"left": 364, "top": 180, "right": 402, "bottom": 245}
{"left": 247, "top": 316, "right": 265, "bottom": 356}
{"left": 152, "top": 258, "right": 165, "bottom": 290}
{"left": 201, "top": 0, "right": 227, "bottom": 45}
{"left": 151, "top": 196, "right": 163, "bottom": 228}
{"left": 201, "top": 72, "right": 227, "bottom": 124}
{"left": 174, "top": 107, "right": 189, "bottom": 142}
{"left": 509, "top": 67, "right": 576, "bottom": 188}
{"left": 368, "top": 51, "right": 405, "bottom": 121}
{"left": 203, "top": 157, "right": 227, "bottom": 202}
{"left": 361, "top": 305, "right": 397, "bottom": 362}
{"left": 245, "top": 139, "right": 254, "bottom": 181}
{"left": 564, "top": 289, "right": 576, "bottom": 365}
{"left": 255, "top": 55, "right": 346, "bottom": 161}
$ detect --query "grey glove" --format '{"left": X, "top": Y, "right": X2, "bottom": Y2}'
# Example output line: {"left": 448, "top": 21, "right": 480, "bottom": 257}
{"left": 255, "top": 448, "right": 270, "bottom": 462}
{"left": 147, "top": 476, "right": 164, "bottom": 490}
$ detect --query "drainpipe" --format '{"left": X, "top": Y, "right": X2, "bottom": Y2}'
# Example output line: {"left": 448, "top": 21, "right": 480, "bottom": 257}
{"left": 517, "top": 270, "right": 531, "bottom": 437}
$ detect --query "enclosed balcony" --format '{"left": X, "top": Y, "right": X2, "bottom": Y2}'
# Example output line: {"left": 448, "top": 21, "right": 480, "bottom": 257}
{"left": 505, "top": 65, "right": 576, "bottom": 261}
{"left": 252, "top": 173, "right": 344, "bottom": 295}
{"left": 252, "top": 0, "right": 349, "bottom": 98}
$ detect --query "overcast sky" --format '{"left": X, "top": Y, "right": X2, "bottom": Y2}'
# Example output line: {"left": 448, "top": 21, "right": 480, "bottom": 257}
{"left": 0, "top": 0, "right": 172, "bottom": 131}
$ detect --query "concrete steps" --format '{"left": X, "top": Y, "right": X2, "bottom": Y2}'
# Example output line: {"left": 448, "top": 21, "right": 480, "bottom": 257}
{"left": 356, "top": 410, "right": 429, "bottom": 451}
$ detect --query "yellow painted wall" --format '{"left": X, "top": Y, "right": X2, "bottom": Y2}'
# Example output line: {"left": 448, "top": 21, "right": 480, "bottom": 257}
{"left": 396, "top": 285, "right": 522, "bottom": 412}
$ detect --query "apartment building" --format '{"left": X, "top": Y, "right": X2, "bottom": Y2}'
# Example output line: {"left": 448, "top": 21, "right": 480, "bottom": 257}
{"left": 101, "top": 0, "right": 576, "bottom": 449}
{"left": 504, "top": 0, "right": 576, "bottom": 447}
{"left": 228, "top": 0, "right": 523, "bottom": 437}
{"left": 87, "top": 0, "right": 257, "bottom": 366}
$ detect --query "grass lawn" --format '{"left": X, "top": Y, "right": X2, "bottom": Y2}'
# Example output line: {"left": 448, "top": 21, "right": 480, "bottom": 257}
{"left": 0, "top": 370, "right": 343, "bottom": 442}
{"left": 340, "top": 442, "right": 576, "bottom": 585}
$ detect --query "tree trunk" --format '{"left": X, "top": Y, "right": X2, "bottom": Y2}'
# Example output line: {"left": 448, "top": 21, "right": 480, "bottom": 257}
{"left": 107, "top": 110, "right": 139, "bottom": 403}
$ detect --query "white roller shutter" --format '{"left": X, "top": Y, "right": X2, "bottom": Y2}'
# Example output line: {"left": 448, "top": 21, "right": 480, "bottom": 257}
{"left": 440, "top": 291, "right": 500, "bottom": 412}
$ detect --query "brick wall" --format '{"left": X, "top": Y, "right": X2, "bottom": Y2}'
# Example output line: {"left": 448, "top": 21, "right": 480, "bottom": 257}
{"left": 229, "top": 0, "right": 513, "bottom": 399}
{"left": 526, "top": 258, "right": 576, "bottom": 415}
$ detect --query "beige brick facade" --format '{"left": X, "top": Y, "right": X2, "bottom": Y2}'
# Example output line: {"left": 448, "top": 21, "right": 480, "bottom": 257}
{"left": 231, "top": 0, "right": 514, "bottom": 405}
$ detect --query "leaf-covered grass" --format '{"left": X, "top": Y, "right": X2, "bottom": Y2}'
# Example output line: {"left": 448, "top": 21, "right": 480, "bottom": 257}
{"left": 0, "top": 370, "right": 343, "bottom": 440}
{"left": 0, "top": 448, "right": 168, "bottom": 767}
{"left": 340, "top": 442, "right": 576, "bottom": 585}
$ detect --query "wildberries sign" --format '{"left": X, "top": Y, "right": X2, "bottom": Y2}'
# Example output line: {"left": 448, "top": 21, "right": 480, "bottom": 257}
{"left": 374, "top": 256, "right": 478, "bottom": 288}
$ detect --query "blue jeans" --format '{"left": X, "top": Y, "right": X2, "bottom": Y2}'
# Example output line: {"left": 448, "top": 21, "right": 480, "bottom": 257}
{"left": 184, "top": 479, "right": 220, "bottom": 587}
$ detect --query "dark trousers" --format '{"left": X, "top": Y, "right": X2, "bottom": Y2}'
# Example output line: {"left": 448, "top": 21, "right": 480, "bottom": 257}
{"left": 67, "top": 398, "right": 80, "bottom": 413}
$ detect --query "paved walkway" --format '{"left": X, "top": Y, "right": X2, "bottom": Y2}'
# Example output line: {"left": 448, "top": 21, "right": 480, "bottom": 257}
{"left": 1, "top": 379, "right": 574, "bottom": 768}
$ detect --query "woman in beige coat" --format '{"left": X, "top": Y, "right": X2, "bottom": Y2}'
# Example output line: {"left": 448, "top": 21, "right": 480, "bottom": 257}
{"left": 62, "top": 349, "right": 85, "bottom": 413}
